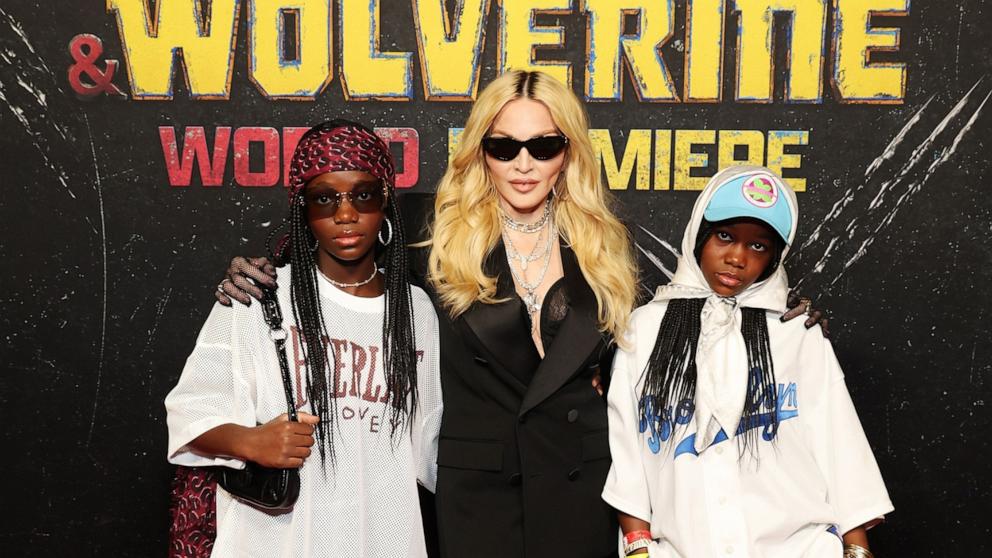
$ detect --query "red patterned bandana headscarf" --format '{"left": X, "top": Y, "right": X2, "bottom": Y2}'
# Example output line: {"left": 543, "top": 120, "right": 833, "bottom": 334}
{"left": 287, "top": 120, "right": 396, "bottom": 203}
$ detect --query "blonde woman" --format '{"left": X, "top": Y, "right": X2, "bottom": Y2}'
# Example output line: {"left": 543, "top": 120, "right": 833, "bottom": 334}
{"left": 218, "top": 71, "right": 637, "bottom": 557}
{"left": 419, "top": 69, "right": 637, "bottom": 557}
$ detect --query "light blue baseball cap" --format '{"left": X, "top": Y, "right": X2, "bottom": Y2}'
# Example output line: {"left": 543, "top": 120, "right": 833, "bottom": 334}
{"left": 703, "top": 170, "right": 793, "bottom": 243}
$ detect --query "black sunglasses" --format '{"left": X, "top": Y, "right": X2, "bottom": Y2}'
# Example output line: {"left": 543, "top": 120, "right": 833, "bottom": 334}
{"left": 481, "top": 135, "right": 569, "bottom": 161}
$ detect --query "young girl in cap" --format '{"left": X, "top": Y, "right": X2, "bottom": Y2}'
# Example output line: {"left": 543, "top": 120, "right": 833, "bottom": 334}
{"left": 165, "top": 120, "right": 442, "bottom": 557}
{"left": 603, "top": 166, "right": 892, "bottom": 558}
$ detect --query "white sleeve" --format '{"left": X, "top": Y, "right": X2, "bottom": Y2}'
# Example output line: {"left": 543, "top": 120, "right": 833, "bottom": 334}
{"left": 164, "top": 302, "right": 258, "bottom": 469}
{"left": 601, "top": 323, "right": 653, "bottom": 522}
{"left": 412, "top": 302, "right": 442, "bottom": 493}
{"left": 813, "top": 339, "right": 894, "bottom": 534}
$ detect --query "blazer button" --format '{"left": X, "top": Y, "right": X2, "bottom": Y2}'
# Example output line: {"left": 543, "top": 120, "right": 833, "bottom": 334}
{"left": 473, "top": 356, "right": 488, "bottom": 366}
{"left": 567, "top": 468, "right": 581, "bottom": 481}
{"left": 508, "top": 473, "right": 522, "bottom": 486}
{"left": 567, "top": 409, "right": 579, "bottom": 423}
{"left": 519, "top": 414, "right": 527, "bottom": 424}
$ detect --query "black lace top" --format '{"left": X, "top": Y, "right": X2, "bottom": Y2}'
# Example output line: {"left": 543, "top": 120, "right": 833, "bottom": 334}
{"left": 539, "top": 277, "right": 570, "bottom": 351}
{"left": 505, "top": 277, "right": 571, "bottom": 385}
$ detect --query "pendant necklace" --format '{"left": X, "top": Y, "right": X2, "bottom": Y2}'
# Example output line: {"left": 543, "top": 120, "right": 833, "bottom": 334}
{"left": 503, "top": 223, "right": 551, "bottom": 271}
{"left": 504, "top": 224, "right": 555, "bottom": 324}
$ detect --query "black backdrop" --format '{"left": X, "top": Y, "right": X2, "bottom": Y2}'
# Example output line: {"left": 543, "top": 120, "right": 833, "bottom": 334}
{"left": 1, "top": 0, "right": 990, "bottom": 555}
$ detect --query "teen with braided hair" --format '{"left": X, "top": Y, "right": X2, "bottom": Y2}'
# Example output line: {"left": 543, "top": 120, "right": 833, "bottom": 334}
{"left": 165, "top": 120, "right": 442, "bottom": 557}
{"left": 604, "top": 166, "right": 892, "bottom": 558}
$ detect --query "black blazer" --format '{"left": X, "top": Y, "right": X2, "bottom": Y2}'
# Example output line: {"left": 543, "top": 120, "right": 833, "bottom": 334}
{"left": 410, "top": 234, "right": 618, "bottom": 558}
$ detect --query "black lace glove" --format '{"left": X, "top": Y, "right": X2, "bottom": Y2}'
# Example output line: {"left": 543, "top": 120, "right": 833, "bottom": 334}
{"left": 215, "top": 256, "right": 278, "bottom": 307}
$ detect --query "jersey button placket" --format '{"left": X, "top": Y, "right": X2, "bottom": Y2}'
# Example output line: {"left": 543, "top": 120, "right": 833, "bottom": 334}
{"left": 704, "top": 442, "right": 745, "bottom": 558}
{"left": 701, "top": 445, "right": 726, "bottom": 556}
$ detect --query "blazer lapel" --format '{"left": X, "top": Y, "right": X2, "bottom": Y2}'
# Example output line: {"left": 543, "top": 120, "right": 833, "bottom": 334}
{"left": 461, "top": 241, "right": 542, "bottom": 383}
{"left": 519, "top": 245, "right": 604, "bottom": 417}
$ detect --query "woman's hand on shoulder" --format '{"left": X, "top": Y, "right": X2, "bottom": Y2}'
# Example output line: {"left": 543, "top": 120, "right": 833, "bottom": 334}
{"left": 243, "top": 412, "right": 320, "bottom": 468}
{"left": 216, "top": 256, "right": 278, "bottom": 307}
{"left": 781, "top": 291, "right": 830, "bottom": 337}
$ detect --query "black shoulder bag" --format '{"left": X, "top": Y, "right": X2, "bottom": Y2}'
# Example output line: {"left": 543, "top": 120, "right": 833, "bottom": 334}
{"left": 217, "top": 286, "right": 301, "bottom": 510}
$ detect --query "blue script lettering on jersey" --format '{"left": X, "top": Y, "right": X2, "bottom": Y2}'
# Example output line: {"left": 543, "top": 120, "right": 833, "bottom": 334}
{"left": 639, "top": 395, "right": 694, "bottom": 454}
{"left": 671, "top": 381, "right": 800, "bottom": 458}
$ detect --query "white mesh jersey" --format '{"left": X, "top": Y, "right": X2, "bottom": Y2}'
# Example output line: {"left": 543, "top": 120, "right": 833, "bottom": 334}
{"left": 166, "top": 267, "right": 442, "bottom": 558}
{"left": 604, "top": 303, "right": 893, "bottom": 558}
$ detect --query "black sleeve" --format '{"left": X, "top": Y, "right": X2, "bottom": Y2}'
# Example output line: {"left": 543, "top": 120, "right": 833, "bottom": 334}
{"left": 598, "top": 339, "right": 618, "bottom": 396}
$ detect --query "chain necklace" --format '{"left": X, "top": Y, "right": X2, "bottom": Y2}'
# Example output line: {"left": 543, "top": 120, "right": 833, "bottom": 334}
{"left": 319, "top": 266, "right": 379, "bottom": 289}
{"left": 503, "top": 221, "right": 551, "bottom": 271}
{"left": 503, "top": 224, "right": 555, "bottom": 321}
{"left": 500, "top": 198, "right": 551, "bottom": 234}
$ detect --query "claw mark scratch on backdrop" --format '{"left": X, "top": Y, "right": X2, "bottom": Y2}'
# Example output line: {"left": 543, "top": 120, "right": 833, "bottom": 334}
{"left": 0, "top": 8, "right": 57, "bottom": 78}
{"left": 797, "top": 77, "right": 991, "bottom": 291}
{"left": 797, "top": 95, "right": 938, "bottom": 261}
{"left": 0, "top": 8, "right": 77, "bottom": 199}
{"left": 84, "top": 113, "right": 108, "bottom": 448}
{"left": 635, "top": 225, "right": 679, "bottom": 285}
{"left": 633, "top": 79, "right": 992, "bottom": 297}
{"left": 865, "top": 96, "right": 935, "bottom": 182}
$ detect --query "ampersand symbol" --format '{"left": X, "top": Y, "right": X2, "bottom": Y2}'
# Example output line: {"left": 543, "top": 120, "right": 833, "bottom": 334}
{"left": 67, "top": 34, "right": 126, "bottom": 98}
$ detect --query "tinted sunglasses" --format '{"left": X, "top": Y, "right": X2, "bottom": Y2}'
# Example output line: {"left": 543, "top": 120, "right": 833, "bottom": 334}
{"left": 305, "top": 186, "right": 387, "bottom": 214}
{"left": 481, "top": 135, "right": 569, "bottom": 161}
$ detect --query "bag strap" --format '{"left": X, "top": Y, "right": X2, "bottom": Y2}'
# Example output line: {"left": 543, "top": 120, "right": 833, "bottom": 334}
{"left": 260, "top": 286, "right": 298, "bottom": 422}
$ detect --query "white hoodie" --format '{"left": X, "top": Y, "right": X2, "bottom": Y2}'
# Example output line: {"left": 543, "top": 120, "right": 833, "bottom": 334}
{"left": 602, "top": 167, "right": 892, "bottom": 557}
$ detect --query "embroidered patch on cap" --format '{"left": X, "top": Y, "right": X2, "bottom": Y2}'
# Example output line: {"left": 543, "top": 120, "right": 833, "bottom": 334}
{"left": 742, "top": 173, "right": 779, "bottom": 208}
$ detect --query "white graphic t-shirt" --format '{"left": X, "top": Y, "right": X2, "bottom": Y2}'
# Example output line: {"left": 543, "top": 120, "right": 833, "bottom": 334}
{"left": 166, "top": 266, "right": 442, "bottom": 557}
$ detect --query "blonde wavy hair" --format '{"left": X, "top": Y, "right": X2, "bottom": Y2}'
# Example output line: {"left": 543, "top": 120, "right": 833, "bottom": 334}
{"left": 427, "top": 70, "right": 637, "bottom": 341}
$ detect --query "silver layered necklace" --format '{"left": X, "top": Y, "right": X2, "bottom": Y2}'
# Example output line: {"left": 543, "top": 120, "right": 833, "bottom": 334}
{"left": 501, "top": 198, "right": 551, "bottom": 233}
{"left": 504, "top": 223, "right": 552, "bottom": 271}
{"left": 502, "top": 203, "right": 555, "bottom": 323}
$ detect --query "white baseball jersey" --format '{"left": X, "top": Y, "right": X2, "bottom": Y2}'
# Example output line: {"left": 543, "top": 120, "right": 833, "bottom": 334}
{"left": 166, "top": 266, "right": 442, "bottom": 557}
{"left": 603, "top": 302, "right": 893, "bottom": 558}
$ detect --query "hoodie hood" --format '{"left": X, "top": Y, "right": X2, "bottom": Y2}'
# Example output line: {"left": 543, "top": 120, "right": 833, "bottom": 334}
{"left": 653, "top": 165, "right": 799, "bottom": 312}
{"left": 650, "top": 165, "right": 799, "bottom": 454}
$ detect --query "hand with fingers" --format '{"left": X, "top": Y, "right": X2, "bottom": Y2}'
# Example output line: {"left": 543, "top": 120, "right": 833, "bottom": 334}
{"left": 216, "top": 256, "right": 279, "bottom": 307}
{"left": 781, "top": 291, "right": 830, "bottom": 337}
{"left": 591, "top": 367, "right": 604, "bottom": 397}
{"left": 245, "top": 412, "right": 320, "bottom": 469}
